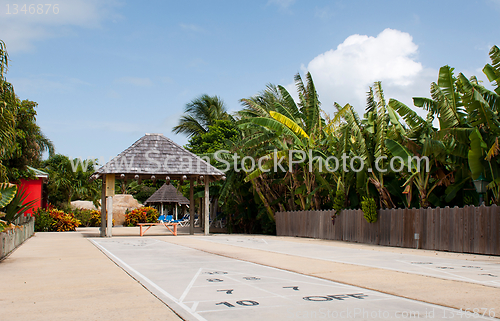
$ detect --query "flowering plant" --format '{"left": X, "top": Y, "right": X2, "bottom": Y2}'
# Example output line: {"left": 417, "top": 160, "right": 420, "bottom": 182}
{"left": 124, "top": 207, "right": 158, "bottom": 226}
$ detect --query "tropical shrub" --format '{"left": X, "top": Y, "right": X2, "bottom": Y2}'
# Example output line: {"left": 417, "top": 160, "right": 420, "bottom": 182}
{"left": 73, "top": 208, "right": 96, "bottom": 227}
{"left": 33, "top": 207, "right": 80, "bottom": 232}
{"left": 34, "top": 208, "right": 53, "bottom": 232}
{"left": 124, "top": 207, "right": 159, "bottom": 226}
{"left": 361, "top": 197, "right": 378, "bottom": 223}
{"left": 88, "top": 209, "right": 114, "bottom": 227}
{"left": 47, "top": 208, "right": 80, "bottom": 232}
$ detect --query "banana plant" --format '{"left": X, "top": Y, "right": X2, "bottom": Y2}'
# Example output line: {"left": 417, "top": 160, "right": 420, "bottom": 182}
{"left": 460, "top": 53, "right": 500, "bottom": 204}
{"left": 414, "top": 65, "right": 467, "bottom": 131}
{"left": 334, "top": 82, "right": 400, "bottom": 209}
{"left": 385, "top": 139, "right": 450, "bottom": 207}
{"left": 483, "top": 45, "right": 500, "bottom": 96}
{"left": 237, "top": 73, "right": 334, "bottom": 212}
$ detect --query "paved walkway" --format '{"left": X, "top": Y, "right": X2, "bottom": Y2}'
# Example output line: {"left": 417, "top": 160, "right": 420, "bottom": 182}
{"left": 1, "top": 227, "right": 499, "bottom": 320}
{"left": 0, "top": 231, "right": 182, "bottom": 321}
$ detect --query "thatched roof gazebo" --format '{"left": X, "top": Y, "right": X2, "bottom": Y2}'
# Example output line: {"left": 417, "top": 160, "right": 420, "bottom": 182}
{"left": 145, "top": 183, "right": 189, "bottom": 218}
{"left": 145, "top": 183, "right": 189, "bottom": 206}
{"left": 91, "top": 133, "right": 225, "bottom": 237}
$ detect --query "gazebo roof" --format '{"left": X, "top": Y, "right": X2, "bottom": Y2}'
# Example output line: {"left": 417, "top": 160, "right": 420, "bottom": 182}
{"left": 90, "top": 133, "right": 225, "bottom": 181}
{"left": 144, "top": 183, "right": 189, "bottom": 205}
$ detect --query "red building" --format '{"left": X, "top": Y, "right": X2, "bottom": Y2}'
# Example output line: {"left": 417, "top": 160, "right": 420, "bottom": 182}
{"left": 17, "top": 167, "right": 49, "bottom": 215}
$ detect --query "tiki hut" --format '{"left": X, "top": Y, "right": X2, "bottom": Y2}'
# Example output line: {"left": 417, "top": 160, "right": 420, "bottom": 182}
{"left": 91, "top": 133, "right": 225, "bottom": 237}
{"left": 144, "top": 183, "right": 190, "bottom": 219}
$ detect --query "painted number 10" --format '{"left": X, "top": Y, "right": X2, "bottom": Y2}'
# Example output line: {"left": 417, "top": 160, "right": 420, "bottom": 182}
{"left": 216, "top": 300, "right": 259, "bottom": 308}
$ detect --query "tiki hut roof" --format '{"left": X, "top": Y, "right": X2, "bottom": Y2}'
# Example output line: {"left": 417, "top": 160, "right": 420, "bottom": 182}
{"left": 144, "top": 183, "right": 189, "bottom": 205}
{"left": 90, "top": 133, "right": 225, "bottom": 181}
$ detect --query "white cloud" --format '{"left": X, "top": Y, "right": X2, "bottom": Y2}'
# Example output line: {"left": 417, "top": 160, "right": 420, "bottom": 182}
{"left": 300, "top": 28, "right": 436, "bottom": 117}
{"left": 115, "top": 76, "right": 153, "bottom": 87}
{"left": 0, "top": 0, "right": 122, "bottom": 52}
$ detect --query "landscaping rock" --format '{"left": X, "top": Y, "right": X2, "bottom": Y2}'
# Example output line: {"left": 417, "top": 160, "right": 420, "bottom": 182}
{"left": 108, "top": 194, "right": 143, "bottom": 226}
{"left": 70, "top": 200, "right": 97, "bottom": 211}
{"left": 71, "top": 195, "right": 142, "bottom": 226}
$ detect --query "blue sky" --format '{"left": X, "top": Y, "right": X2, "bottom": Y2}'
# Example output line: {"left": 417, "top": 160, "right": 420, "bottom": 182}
{"left": 1, "top": 0, "right": 499, "bottom": 163}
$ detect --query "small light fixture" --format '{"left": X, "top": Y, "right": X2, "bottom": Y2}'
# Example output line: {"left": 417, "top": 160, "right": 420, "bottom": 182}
{"left": 165, "top": 176, "right": 170, "bottom": 185}
{"left": 120, "top": 174, "right": 125, "bottom": 179}
{"left": 134, "top": 175, "right": 139, "bottom": 180}
{"left": 473, "top": 174, "right": 489, "bottom": 205}
{"left": 221, "top": 176, "right": 226, "bottom": 181}
{"left": 182, "top": 175, "right": 187, "bottom": 180}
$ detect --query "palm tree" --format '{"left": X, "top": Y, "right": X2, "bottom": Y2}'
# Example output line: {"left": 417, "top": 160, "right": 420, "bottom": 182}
{"left": 172, "top": 94, "right": 232, "bottom": 137}
{"left": 42, "top": 154, "right": 100, "bottom": 205}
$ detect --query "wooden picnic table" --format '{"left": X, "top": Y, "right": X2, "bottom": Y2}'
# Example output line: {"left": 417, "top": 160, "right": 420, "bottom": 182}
{"left": 137, "top": 222, "right": 178, "bottom": 236}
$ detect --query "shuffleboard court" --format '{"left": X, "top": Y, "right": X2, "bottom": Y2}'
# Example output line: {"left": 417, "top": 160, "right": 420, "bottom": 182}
{"left": 91, "top": 237, "right": 495, "bottom": 321}
{"left": 196, "top": 235, "right": 500, "bottom": 288}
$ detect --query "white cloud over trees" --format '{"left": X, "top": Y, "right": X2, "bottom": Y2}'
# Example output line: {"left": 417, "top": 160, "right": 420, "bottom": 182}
{"left": 301, "top": 28, "right": 435, "bottom": 117}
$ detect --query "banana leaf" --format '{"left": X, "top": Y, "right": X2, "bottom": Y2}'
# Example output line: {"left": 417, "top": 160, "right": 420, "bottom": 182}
{"left": 0, "top": 183, "right": 17, "bottom": 208}
{"left": 2, "top": 187, "right": 38, "bottom": 225}
{"left": 468, "top": 128, "right": 486, "bottom": 180}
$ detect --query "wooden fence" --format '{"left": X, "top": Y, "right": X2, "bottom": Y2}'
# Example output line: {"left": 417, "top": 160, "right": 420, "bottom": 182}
{"left": 275, "top": 205, "right": 500, "bottom": 255}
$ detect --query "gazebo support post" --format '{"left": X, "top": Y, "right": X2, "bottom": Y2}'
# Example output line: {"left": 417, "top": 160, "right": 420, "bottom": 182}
{"left": 189, "top": 177, "right": 194, "bottom": 235}
{"left": 204, "top": 175, "right": 209, "bottom": 235}
{"left": 106, "top": 196, "right": 113, "bottom": 237}
{"left": 100, "top": 175, "right": 107, "bottom": 237}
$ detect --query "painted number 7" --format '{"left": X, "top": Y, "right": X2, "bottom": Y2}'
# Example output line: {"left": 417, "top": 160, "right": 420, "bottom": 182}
{"left": 216, "top": 300, "right": 259, "bottom": 308}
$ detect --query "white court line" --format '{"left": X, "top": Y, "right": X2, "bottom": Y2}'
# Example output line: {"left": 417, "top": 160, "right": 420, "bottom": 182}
{"left": 99, "top": 238, "right": 161, "bottom": 247}
{"left": 93, "top": 238, "right": 487, "bottom": 320}
{"left": 261, "top": 239, "right": 268, "bottom": 244}
{"left": 200, "top": 237, "right": 499, "bottom": 287}
{"left": 157, "top": 238, "right": 353, "bottom": 289}
{"left": 394, "top": 260, "right": 482, "bottom": 284}
{"left": 90, "top": 239, "right": 207, "bottom": 321}
{"left": 180, "top": 268, "right": 203, "bottom": 302}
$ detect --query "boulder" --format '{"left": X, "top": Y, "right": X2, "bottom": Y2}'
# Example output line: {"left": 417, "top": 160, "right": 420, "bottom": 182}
{"left": 106, "top": 194, "right": 143, "bottom": 226}
{"left": 70, "top": 200, "right": 98, "bottom": 211}
{"left": 71, "top": 195, "right": 142, "bottom": 226}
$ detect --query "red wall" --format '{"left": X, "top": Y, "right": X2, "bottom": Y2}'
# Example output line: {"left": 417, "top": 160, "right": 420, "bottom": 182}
{"left": 18, "top": 178, "right": 43, "bottom": 215}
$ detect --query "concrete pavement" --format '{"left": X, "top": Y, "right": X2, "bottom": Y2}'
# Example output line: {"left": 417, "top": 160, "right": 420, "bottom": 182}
{"left": 0, "top": 231, "right": 182, "bottom": 321}
{"left": 1, "top": 227, "right": 499, "bottom": 320}
{"left": 160, "top": 235, "right": 500, "bottom": 315}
